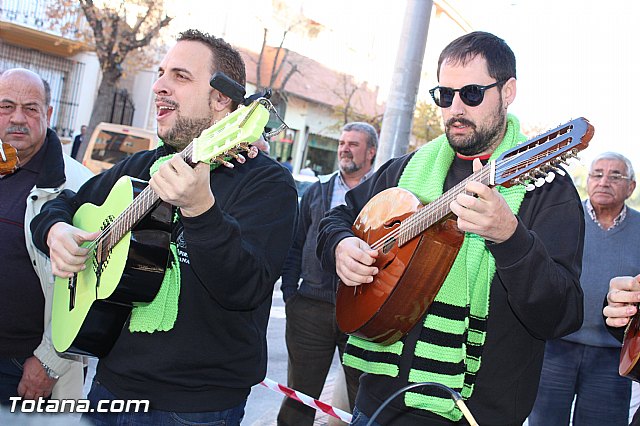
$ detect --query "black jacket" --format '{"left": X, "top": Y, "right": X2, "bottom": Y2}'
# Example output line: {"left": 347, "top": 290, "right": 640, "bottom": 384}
{"left": 317, "top": 153, "right": 585, "bottom": 425}
{"left": 31, "top": 145, "right": 298, "bottom": 411}
{"left": 281, "top": 172, "right": 339, "bottom": 303}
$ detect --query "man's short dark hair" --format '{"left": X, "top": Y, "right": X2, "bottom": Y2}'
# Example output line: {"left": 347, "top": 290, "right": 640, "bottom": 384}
{"left": 437, "top": 31, "right": 516, "bottom": 86}
{"left": 177, "top": 29, "right": 246, "bottom": 109}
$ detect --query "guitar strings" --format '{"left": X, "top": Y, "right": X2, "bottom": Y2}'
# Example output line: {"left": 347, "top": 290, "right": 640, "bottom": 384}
{"left": 366, "top": 148, "right": 552, "bottom": 252}
{"left": 366, "top": 166, "right": 491, "bottom": 251}
{"left": 86, "top": 142, "right": 197, "bottom": 254}
{"left": 86, "top": 120, "right": 253, "bottom": 254}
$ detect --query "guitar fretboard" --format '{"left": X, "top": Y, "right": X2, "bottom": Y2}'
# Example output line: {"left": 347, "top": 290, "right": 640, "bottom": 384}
{"left": 396, "top": 166, "right": 492, "bottom": 246}
{"left": 91, "top": 144, "right": 196, "bottom": 260}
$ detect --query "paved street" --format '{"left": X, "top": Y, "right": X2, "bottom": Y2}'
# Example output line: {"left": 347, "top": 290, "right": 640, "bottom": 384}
{"left": 242, "top": 280, "right": 346, "bottom": 425}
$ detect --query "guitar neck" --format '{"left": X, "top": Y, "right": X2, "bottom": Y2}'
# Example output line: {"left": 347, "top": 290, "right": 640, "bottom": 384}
{"left": 397, "top": 164, "right": 492, "bottom": 246}
{"left": 92, "top": 143, "right": 198, "bottom": 256}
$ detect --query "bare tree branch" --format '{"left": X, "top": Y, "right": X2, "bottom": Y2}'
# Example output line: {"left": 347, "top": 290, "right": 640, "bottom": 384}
{"left": 127, "top": 15, "right": 172, "bottom": 50}
{"left": 79, "top": 0, "right": 103, "bottom": 47}
{"left": 279, "top": 63, "right": 298, "bottom": 92}
{"left": 256, "top": 28, "right": 268, "bottom": 89}
{"left": 269, "top": 29, "right": 288, "bottom": 86}
{"left": 131, "top": 3, "right": 154, "bottom": 34}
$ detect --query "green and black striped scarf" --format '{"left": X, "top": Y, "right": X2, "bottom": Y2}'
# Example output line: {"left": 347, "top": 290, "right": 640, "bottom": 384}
{"left": 343, "top": 114, "right": 527, "bottom": 421}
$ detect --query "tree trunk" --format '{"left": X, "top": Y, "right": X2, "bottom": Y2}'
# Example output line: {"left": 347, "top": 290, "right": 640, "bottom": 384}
{"left": 76, "top": 69, "right": 120, "bottom": 162}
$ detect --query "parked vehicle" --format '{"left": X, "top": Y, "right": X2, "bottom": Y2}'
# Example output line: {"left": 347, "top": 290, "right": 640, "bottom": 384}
{"left": 82, "top": 122, "right": 157, "bottom": 174}
{"left": 292, "top": 173, "right": 319, "bottom": 202}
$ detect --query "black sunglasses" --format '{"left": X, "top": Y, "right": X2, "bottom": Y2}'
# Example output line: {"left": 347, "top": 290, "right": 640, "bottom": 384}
{"left": 429, "top": 80, "right": 505, "bottom": 108}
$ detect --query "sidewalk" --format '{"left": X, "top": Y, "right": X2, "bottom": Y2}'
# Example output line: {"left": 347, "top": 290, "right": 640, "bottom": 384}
{"left": 251, "top": 375, "right": 343, "bottom": 426}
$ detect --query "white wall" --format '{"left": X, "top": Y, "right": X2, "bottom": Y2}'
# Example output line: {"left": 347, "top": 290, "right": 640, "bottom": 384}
{"left": 131, "top": 69, "right": 156, "bottom": 131}
{"left": 284, "top": 99, "right": 341, "bottom": 174}
{"left": 70, "top": 51, "right": 100, "bottom": 133}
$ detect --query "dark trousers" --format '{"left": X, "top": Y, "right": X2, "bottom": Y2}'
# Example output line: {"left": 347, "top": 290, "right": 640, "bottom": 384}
{"left": 0, "top": 357, "right": 26, "bottom": 406}
{"left": 84, "top": 380, "right": 246, "bottom": 425}
{"left": 277, "top": 294, "right": 361, "bottom": 426}
{"left": 529, "top": 339, "right": 631, "bottom": 426}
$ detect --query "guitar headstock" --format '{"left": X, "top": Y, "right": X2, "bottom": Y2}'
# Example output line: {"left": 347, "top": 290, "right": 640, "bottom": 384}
{"left": 191, "top": 99, "right": 271, "bottom": 165}
{"left": 492, "top": 117, "right": 594, "bottom": 189}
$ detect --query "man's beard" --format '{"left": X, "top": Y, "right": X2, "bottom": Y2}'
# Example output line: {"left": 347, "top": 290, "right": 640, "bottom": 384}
{"left": 444, "top": 100, "right": 506, "bottom": 156}
{"left": 339, "top": 154, "right": 362, "bottom": 174}
{"left": 161, "top": 115, "right": 212, "bottom": 152}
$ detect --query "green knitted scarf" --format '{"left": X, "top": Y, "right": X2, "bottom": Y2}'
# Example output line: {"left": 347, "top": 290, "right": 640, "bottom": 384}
{"left": 343, "top": 114, "right": 527, "bottom": 421}
{"left": 128, "top": 143, "right": 223, "bottom": 333}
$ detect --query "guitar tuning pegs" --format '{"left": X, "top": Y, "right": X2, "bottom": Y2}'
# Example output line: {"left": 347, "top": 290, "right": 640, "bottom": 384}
{"left": 226, "top": 149, "right": 246, "bottom": 164}
{"left": 214, "top": 156, "right": 235, "bottom": 168}
{"left": 525, "top": 183, "right": 536, "bottom": 191}
{"left": 554, "top": 167, "right": 566, "bottom": 176}
{"left": 247, "top": 145, "right": 259, "bottom": 159}
{"left": 545, "top": 171, "right": 556, "bottom": 183}
{"left": 565, "top": 151, "right": 579, "bottom": 160}
{"left": 535, "top": 177, "right": 546, "bottom": 187}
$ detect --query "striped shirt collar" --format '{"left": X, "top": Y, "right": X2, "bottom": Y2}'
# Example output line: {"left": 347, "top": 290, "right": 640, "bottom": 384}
{"left": 585, "top": 199, "right": 627, "bottom": 231}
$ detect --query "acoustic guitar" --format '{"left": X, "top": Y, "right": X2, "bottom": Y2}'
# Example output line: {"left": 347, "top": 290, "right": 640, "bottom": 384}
{"left": 51, "top": 99, "right": 271, "bottom": 357}
{"left": 620, "top": 311, "right": 640, "bottom": 380}
{"left": 336, "top": 117, "right": 594, "bottom": 345}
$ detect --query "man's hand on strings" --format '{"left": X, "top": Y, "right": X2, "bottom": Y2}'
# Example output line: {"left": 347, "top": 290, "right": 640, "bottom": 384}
{"left": 450, "top": 158, "right": 518, "bottom": 243}
{"left": 335, "top": 237, "right": 379, "bottom": 287}
{"left": 150, "top": 154, "right": 215, "bottom": 217}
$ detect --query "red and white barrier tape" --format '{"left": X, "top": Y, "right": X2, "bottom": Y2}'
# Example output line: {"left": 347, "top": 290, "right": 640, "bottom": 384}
{"left": 260, "top": 378, "right": 353, "bottom": 423}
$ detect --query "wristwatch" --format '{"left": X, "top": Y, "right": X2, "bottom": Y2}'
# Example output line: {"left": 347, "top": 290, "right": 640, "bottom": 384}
{"left": 39, "top": 361, "right": 60, "bottom": 380}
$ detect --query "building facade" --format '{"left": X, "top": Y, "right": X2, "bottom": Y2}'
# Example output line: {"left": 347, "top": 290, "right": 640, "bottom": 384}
{"left": 0, "top": 0, "right": 155, "bottom": 151}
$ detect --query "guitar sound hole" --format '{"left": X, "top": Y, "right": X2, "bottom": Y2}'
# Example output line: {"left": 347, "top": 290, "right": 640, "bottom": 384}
{"left": 382, "top": 238, "right": 396, "bottom": 254}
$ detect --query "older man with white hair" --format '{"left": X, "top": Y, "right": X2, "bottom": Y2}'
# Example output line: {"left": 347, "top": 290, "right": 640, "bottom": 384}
{"left": 531, "top": 152, "right": 640, "bottom": 426}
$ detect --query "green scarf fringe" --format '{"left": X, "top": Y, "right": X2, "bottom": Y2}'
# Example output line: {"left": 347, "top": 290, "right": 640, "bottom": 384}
{"left": 343, "top": 114, "right": 527, "bottom": 421}
{"left": 128, "top": 143, "right": 221, "bottom": 333}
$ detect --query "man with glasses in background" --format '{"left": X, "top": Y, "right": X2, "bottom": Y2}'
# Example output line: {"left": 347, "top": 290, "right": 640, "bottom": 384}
{"left": 316, "top": 31, "right": 585, "bottom": 425}
{"left": 530, "top": 152, "right": 640, "bottom": 426}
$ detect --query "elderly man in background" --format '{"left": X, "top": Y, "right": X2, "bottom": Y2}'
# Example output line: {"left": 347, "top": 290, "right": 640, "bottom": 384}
{"left": 531, "top": 152, "right": 640, "bottom": 426}
{"left": 0, "top": 68, "right": 92, "bottom": 405}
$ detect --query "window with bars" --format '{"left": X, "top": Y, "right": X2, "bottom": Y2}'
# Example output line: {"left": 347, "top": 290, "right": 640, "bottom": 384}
{"left": 0, "top": 41, "right": 84, "bottom": 138}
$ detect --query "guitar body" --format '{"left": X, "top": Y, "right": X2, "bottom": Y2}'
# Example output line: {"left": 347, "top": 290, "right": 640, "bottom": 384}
{"left": 336, "top": 188, "right": 464, "bottom": 345}
{"left": 620, "top": 314, "right": 640, "bottom": 381}
{"left": 52, "top": 176, "right": 172, "bottom": 357}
